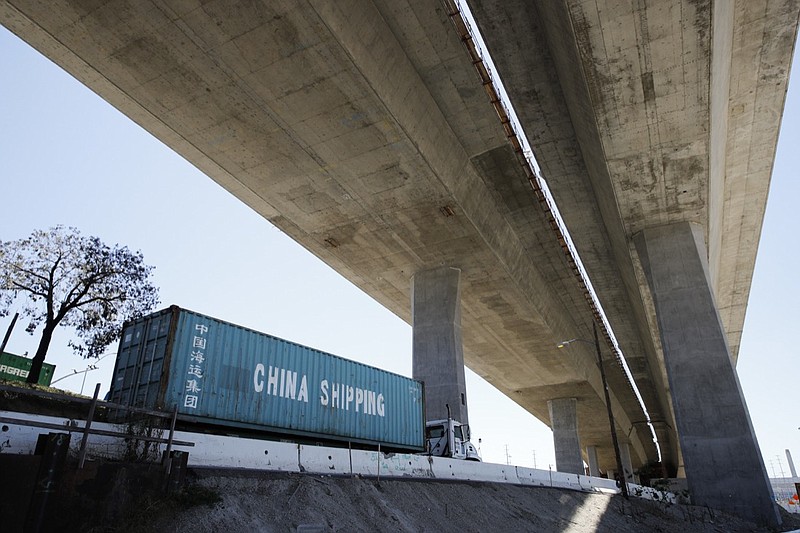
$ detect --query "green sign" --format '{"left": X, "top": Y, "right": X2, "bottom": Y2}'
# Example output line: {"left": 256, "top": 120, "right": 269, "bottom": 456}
{"left": 0, "top": 352, "right": 55, "bottom": 386}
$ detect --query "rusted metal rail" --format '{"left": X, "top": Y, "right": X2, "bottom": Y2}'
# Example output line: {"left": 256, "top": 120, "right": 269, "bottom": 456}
{"left": 441, "top": 0, "right": 645, "bottom": 408}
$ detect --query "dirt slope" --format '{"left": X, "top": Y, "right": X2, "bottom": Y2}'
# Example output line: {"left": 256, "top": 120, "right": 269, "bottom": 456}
{"left": 146, "top": 469, "right": 799, "bottom": 533}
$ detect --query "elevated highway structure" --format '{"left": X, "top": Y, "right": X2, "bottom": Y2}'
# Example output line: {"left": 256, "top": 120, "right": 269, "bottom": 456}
{"left": 1, "top": 0, "right": 796, "bottom": 525}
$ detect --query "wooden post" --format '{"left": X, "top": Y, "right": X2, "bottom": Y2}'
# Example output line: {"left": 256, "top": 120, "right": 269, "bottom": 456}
{"left": 77, "top": 383, "right": 101, "bottom": 469}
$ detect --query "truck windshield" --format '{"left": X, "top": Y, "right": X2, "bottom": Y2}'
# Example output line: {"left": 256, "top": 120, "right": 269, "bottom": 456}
{"left": 453, "top": 425, "right": 464, "bottom": 441}
{"left": 426, "top": 426, "right": 444, "bottom": 439}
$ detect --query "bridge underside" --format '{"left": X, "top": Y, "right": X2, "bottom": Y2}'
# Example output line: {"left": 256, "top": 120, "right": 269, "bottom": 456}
{"left": 1, "top": 0, "right": 796, "bottom": 485}
{"left": 468, "top": 0, "right": 798, "bottom": 477}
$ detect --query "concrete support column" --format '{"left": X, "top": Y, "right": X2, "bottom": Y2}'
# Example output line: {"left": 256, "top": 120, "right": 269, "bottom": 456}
{"left": 412, "top": 267, "right": 468, "bottom": 423}
{"left": 547, "top": 397, "right": 583, "bottom": 475}
{"left": 635, "top": 222, "right": 779, "bottom": 526}
{"left": 619, "top": 442, "right": 636, "bottom": 484}
{"left": 786, "top": 450, "right": 798, "bottom": 478}
{"left": 586, "top": 445, "right": 600, "bottom": 477}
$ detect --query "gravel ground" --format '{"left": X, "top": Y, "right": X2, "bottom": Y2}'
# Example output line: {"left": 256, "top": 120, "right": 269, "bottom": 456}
{"left": 148, "top": 469, "right": 800, "bottom": 532}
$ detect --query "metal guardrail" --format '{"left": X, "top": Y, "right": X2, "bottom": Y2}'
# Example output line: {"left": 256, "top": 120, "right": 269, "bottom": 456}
{"left": 0, "top": 382, "right": 195, "bottom": 467}
{"left": 0, "top": 416, "right": 194, "bottom": 447}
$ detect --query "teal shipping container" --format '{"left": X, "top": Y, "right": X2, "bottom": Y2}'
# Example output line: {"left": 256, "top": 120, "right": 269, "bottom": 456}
{"left": 108, "top": 306, "right": 425, "bottom": 451}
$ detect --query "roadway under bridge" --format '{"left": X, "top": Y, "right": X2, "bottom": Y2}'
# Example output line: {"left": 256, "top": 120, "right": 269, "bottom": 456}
{"left": 1, "top": 0, "right": 797, "bottom": 526}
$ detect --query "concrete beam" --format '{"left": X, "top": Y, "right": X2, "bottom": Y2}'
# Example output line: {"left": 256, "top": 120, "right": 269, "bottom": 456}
{"left": 412, "top": 267, "right": 468, "bottom": 423}
{"left": 635, "top": 222, "right": 780, "bottom": 527}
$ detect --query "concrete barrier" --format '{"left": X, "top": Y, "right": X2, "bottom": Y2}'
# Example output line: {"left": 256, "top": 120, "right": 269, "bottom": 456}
{"left": 431, "top": 457, "right": 513, "bottom": 483}
{"left": 0, "top": 410, "right": 304, "bottom": 471}
{"left": 296, "top": 447, "right": 434, "bottom": 478}
{"left": 0, "top": 411, "right": 657, "bottom": 503}
{"left": 549, "top": 470, "right": 583, "bottom": 492}
{"left": 349, "top": 449, "right": 378, "bottom": 476}
{"left": 513, "top": 465, "right": 620, "bottom": 494}
{"left": 579, "top": 475, "right": 618, "bottom": 494}
{"left": 299, "top": 444, "right": 351, "bottom": 474}
{"left": 377, "top": 452, "right": 433, "bottom": 479}
{"left": 515, "top": 465, "right": 557, "bottom": 487}
{"left": 258, "top": 439, "right": 301, "bottom": 472}
{"left": 181, "top": 434, "right": 300, "bottom": 472}
{"left": 1, "top": 411, "right": 125, "bottom": 457}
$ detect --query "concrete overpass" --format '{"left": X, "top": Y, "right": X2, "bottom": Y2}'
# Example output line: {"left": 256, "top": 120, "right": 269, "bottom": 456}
{"left": 1, "top": 0, "right": 796, "bottom": 525}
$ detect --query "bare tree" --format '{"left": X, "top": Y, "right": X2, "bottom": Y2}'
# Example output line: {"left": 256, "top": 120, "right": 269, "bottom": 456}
{"left": 0, "top": 226, "right": 159, "bottom": 384}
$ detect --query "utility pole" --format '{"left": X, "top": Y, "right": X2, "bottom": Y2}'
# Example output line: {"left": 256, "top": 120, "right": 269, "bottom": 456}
{"left": 0, "top": 312, "right": 19, "bottom": 354}
{"left": 558, "top": 324, "right": 629, "bottom": 499}
{"left": 593, "top": 322, "right": 629, "bottom": 499}
{"left": 776, "top": 455, "right": 786, "bottom": 478}
{"left": 505, "top": 444, "right": 512, "bottom": 465}
{"left": 532, "top": 449, "right": 537, "bottom": 469}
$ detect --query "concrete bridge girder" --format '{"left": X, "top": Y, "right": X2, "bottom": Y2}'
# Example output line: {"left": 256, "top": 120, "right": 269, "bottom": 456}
{"left": 0, "top": 0, "right": 668, "bottom": 473}
{"left": 469, "top": 0, "right": 798, "bottom": 473}
{"left": 6, "top": 0, "right": 794, "bottom": 486}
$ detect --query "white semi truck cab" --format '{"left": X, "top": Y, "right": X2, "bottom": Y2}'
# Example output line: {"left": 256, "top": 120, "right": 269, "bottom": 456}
{"left": 425, "top": 415, "right": 482, "bottom": 461}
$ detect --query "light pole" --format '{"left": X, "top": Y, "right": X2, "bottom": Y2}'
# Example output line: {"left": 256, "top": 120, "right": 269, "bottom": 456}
{"left": 50, "top": 351, "right": 113, "bottom": 393}
{"left": 559, "top": 322, "right": 629, "bottom": 499}
{"left": 51, "top": 363, "right": 98, "bottom": 394}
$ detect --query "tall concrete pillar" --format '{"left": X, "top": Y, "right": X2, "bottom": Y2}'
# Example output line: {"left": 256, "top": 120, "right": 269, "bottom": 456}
{"left": 787, "top": 449, "right": 798, "bottom": 478}
{"left": 547, "top": 397, "right": 583, "bottom": 475}
{"left": 412, "top": 267, "right": 468, "bottom": 423}
{"left": 635, "top": 222, "right": 779, "bottom": 527}
{"left": 619, "top": 442, "right": 636, "bottom": 484}
{"left": 586, "top": 445, "right": 601, "bottom": 477}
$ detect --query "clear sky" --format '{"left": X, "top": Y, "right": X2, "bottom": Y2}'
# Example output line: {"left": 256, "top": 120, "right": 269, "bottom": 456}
{"left": 0, "top": 25, "right": 797, "bottom": 475}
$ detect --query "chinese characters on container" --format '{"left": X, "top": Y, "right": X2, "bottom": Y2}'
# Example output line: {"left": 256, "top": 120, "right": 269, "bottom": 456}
{"left": 184, "top": 323, "right": 208, "bottom": 409}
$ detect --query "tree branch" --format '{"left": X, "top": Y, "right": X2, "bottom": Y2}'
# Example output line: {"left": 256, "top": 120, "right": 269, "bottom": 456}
{"left": 52, "top": 262, "right": 81, "bottom": 291}
{"left": 69, "top": 292, "right": 127, "bottom": 310}
{"left": 10, "top": 280, "right": 49, "bottom": 299}
{"left": 7, "top": 263, "right": 50, "bottom": 285}
{"left": 61, "top": 278, "right": 90, "bottom": 310}
{"left": 57, "top": 279, "right": 93, "bottom": 320}
{"left": 57, "top": 281, "right": 127, "bottom": 322}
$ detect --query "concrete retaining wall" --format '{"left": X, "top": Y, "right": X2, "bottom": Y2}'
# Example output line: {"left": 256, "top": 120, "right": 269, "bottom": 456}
{"left": 2, "top": 410, "right": 675, "bottom": 501}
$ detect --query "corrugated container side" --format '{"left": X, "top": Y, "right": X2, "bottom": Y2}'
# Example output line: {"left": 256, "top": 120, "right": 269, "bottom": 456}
{"left": 110, "top": 307, "right": 424, "bottom": 451}
{"left": 108, "top": 307, "right": 176, "bottom": 410}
